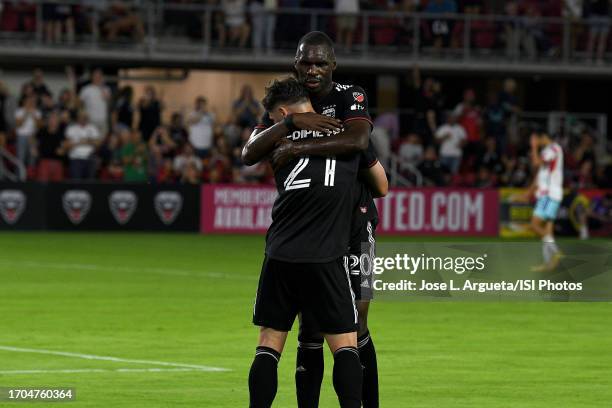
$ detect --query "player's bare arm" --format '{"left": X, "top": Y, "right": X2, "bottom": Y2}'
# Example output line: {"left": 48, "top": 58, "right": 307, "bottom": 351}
{"left": 360, "top": 161, "right": 388, "bottom": 198}
{"left": 241, "top": 112, "right": 341, "bottom": 165}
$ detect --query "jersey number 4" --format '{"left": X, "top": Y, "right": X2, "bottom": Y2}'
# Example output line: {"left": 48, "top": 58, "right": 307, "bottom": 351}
{"left": 284, "top": 157, "right": 336, "bottom": 190}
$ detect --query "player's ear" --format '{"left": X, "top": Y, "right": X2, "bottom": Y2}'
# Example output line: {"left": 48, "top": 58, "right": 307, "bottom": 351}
{"left": 279, "top": 106, "right": 289, "bottom": 118}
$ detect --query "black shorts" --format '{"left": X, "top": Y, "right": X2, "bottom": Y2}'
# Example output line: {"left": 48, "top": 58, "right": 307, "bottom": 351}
{"left": 253, "top": 256, "right": 358, "bottom": 334}
{"left": 348, "top": 218, "right": 377, "bottom": 301}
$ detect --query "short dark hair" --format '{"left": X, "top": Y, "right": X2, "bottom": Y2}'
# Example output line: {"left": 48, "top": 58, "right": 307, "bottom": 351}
{"left": 262, "top": 77, "right": 309, "bottom": 111}
{"left": 297, "top": 31, "right": 335, "bottom": 53}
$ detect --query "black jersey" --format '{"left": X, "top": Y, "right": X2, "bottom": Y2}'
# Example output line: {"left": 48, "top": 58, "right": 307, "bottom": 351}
{"left": 265, "top": 128, "right": 360, "bottom": 262}
{"left": 309, "top": 83, "right": 380, "bottom": 232}
{"left": 256, "top": 82, "right": 375, "bottom": 262}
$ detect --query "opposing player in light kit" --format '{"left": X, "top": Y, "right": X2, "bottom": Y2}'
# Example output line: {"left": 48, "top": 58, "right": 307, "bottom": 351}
{"left": 243, "top": 77, "right": 369, "bottom": 408}
{"left": 528, "top": 130, "right": 564, "bottom": 272}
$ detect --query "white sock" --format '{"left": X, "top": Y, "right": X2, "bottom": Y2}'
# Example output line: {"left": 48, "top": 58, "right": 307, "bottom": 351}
{"left": 580, "top": 225, "right": 589, "bottom": 240}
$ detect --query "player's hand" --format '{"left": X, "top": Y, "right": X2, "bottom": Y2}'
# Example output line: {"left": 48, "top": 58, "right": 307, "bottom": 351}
{"left": 271, "top": 138, "right": 296, "bottom": 171}
{"left": 291, "top": 112, "right": 342, "bottom": 133}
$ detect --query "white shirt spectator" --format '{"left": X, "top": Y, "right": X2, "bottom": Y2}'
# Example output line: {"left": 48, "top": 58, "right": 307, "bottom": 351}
{"left": 188, "top": 110, "right": 215, "bottom": 151}
{"left": 563, "top": 0, "right": 583, "bottom": 18}
{"left": 223, "top": 0, "right": 247, "bottom": 27}
{"left": 173, "top": 154, "right": 203, "bottom": 173}
{"left": 335, "top": 0, "right": 359, "bottom": 13}
{"left": 66, "top": 123, "right": 100, "bottom": 159}
{"left": 435, "top": 123, "right": 466, "bottom": 158}
{"left": 15, "top": 107, "right": 41, "bottom": 138}
{"left": 79, "top": 83, "right": 110, "bottom": 126}
{"left": 399, "top": 143, "right": 423, "bottom": 169}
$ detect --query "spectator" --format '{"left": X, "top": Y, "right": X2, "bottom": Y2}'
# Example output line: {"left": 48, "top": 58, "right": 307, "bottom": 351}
{"left": 28, "top": 69, "right": 52, "bottom": 103}
{"left": 452, "top": 88, "right": 482, "bottom": 159}
{"left": 181, "top": 161, "right": 201, "bottom": 184}
{"left": 187, "top": 96, "right": 215, "bottom": 158}
{"left": 173, "top": 142, "right": 202, "bottom": 176}
{"left": 112, "top": 85, "right": 134, "bottom": 130}
{"left": 101, "top": 1, "right": 145, "bottom": 42}
{"left": 371, "top": 126, "right": 391, "bottom": 171}
{"left": 575, "top": 159, "right": 596, "bottom": 188}
{"left": 484, "top": 92, "right": 506, "bottom": 153}
{"left": 424, "top": 0, "right": 457, "bottom": 50}
{"left": 204, "top": 137, "right": 232, "bottom": 183}
{"left": 35, "top": 111, "right": 65, "bottom": 182}
{"left": 98, "top": 128, "right": 123, "bottom": 181}
{"left": 65, "top": 110, "right": 101, "bottom": 180}
{"left": 585, "top": 0, "right": 610, "bottom": 64}
{"left": 573, "top": 131, "right": 596, "bottom": 165}
{"left": 478, "top": 137, "right": 503, "bottom": 174}
{"left": 232, "top": 85, "right": 261, "bottom": 129}
{"left": 250, "top": 0, "right": 277, "bottom": 52}
{"left": 503, "top": 1, "right": 521, "bottom": 58}
{"left": 137, "top": 86, "right": 162, "bottom": 142}
{"left": 435, "top": 113, "right": 466, "bottom": 174}
{"left": 0, "top": 81, "right": 11, "bottom": 148}
{"left": 79, "top": 68, "right": 111, "bottom": 136}
{"left": 335, "top": 0, "right": 359, "bottom": 52}
{"left": 57, "top": 88, "right": 79, "bottom": 125}
{"left": 474, "top": 165, "right": 495, "bottom": 188}
{"left": 239, "top": 160, "right": 268, "bottom": 183}
{"left": 168, "top": 112, "right": 188, "bottom": 148}
{"left": 156, "top": 158, "right": 176, "bottom": 184}
{"left": 14, "top": 95, "right": 42, "bottom": 166}
{"left": 42, "top": 1, "right": 76, "bottom": 44}
{"left": 498, "top": 78, "right": 520, "bottom": 144}
{"left": 373, "top": 111, "right": 400, "bottom": 142}
{"left": 221, "top": 0, "right": 250, "bottom": 48}
{"left": 412, "top": 72, "right": 441, "bottom": 144}
{"left": 563, "top": 0, "right": 584, "bottom": 56}
{"left": 120, "top": 130, "right": 148, "bottom": 182}
{"left": 500, "top": 155, "right": 529, "bottom": 187}
{"left": 40, "top": 93, "right": 56, "bottom": 118}
{"left": 418, "top": 146, "right": 446, "bottom": 186}
{"left": 398, "top": 133, "right": 424, "bottom": 170}
{"left": 149, "top": 125, "right": 178, "bottom": 160}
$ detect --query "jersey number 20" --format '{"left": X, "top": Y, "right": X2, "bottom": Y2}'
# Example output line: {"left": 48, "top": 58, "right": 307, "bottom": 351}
{"left": 284, "top": 157, "right": 336, "bottom": 190}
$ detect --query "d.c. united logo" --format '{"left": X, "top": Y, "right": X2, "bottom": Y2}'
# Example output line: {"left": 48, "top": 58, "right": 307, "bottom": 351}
{"left": 353, "top": 92, "right": 364, "bottom": 103}
{"left": 62, "top": 190, "right": 92, "bottom": 225}
{"left": 154, "top": 191, "right": 183, "bottom": 225}
{"left": 109, "top": 191, "right": 138, "bottom": 225}
{"left": 0, "top": 190, "right": 26, "bottom": 224}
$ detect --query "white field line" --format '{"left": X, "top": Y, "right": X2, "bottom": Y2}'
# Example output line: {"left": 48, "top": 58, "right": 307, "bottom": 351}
{"left": 0, "top": 345, "right": 230, "bottom": 372}
{"left": 0, "top": 260, "right": 257, "bottom": 281}
{"left": 0, "top": 368, "right": 212, "bottom": 374}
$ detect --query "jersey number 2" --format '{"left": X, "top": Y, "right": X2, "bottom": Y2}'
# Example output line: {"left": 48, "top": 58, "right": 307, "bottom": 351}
{"left": 284, "top": 158, "right": 336, "bottom": 190}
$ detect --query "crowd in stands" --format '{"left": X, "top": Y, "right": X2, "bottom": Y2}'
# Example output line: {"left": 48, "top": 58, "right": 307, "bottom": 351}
{"left": 0, "top": 68, "right": 267, "bottom": 184}
{"left": 0, "top": 67, "right": 610, "bottom": 190}
{"left": 0, "top": 1, "right": 611, "bottom": 61}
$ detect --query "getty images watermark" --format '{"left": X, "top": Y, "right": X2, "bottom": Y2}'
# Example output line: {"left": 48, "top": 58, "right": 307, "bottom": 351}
{"left": 361, "top": 242, "right": 612, "bottom": 301}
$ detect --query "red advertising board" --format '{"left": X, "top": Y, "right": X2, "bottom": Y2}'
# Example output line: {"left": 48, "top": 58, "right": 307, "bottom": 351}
{"left": 200, "top": 184, "right": 276, "bottom": 233}
{"left": 376, "top": 188, "right": 499, "bottom": 236}
{"left": 201, "top": 185, "right": 499, "bottom": 236}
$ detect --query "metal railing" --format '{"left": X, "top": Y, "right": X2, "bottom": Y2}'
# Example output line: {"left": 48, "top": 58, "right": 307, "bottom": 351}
{"left": 0, "top": 1, "right": 611, "bottom": 70}
{"left": 0, "top": 147, "right": 26, "bottom": 182}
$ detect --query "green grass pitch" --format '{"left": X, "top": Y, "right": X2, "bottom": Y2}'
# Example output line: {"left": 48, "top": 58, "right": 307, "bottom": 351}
{"left": 0, "top": 232, "right": 611, "bottom": 407}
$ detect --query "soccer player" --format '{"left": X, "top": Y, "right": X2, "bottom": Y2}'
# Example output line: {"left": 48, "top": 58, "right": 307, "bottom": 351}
{"left": 243, "top": 77, "right": 366, "bottom": 408}
{"left": 529, "top": 130, "right": 564, "bottom": 272}
{"left": 268, "top": 31, "right": 382, "bottom": 408}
